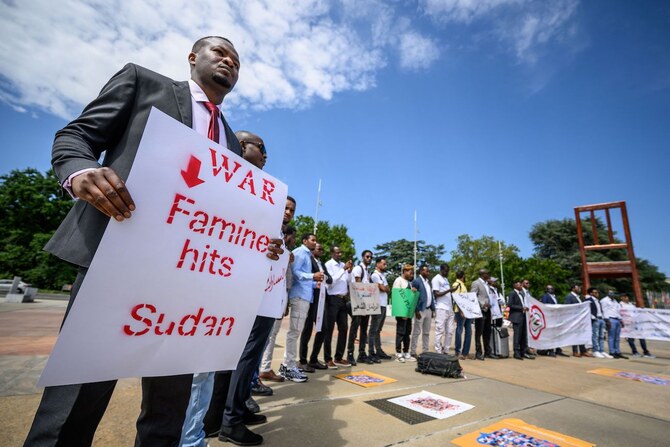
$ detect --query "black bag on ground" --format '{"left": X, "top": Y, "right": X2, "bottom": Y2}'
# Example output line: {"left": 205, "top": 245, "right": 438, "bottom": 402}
{"left": 415, "top": 352, "right": 463, "bottom": 378}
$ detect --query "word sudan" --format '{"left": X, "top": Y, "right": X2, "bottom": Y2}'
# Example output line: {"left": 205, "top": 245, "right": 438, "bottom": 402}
{"left": 123, "top": 304, "right": 235, "bottom": 337}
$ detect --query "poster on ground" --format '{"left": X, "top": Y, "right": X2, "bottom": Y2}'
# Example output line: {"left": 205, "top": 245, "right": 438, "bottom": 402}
{"left": 39, "top": 108, "right": 287, "bottom": 387}
{"left": 452, "top": 418, "right": 595, "bottom": 447}
{"left": 588, "top": 368, "right": 670, "bottom": 386}
{"left": 335, "top": 370, "right": 396, "bottom": 388}
{"left": 350, "top": 282, "right": 381, "bottom": 316}
{"left": 387, "top": 390, "right": 473, "bottom": 420}
{"left": 391, "top": 288, "right": 419, "bottom": 318}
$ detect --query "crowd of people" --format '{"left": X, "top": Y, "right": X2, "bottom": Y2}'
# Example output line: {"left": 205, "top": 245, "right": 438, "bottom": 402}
{"left": 22, "top": 34, "right": 655, "bottom": 447}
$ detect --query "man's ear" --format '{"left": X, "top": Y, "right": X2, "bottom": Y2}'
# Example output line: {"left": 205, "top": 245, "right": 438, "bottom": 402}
{"left": 188, "top": 52, "right": 196, "bottom": 68}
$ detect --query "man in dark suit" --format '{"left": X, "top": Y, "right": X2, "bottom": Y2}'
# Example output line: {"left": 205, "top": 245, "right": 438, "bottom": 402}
{"left": 410, "top": 265, "right": 436, "bottom": 356}
{"left": 508, "top": 281, "right": 534, "bottom": 360}
{"left": 25, "top": 36, "right": 282, "bottom": 447}
{"left": 539, "top": 285, "right": 568, "bottom": 357}
{"left": 564, "top": 284, "right": 591, "bottom": 357}
{"left": 470, "top": 269, "right": 493, "bottom": 360}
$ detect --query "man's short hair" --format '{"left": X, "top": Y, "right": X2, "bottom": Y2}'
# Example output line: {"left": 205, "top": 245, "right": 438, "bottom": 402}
{"left": 456, "top": 270, "right": 465, "bottom": 279}
{"left": 287, "top": 195, "right": 296, "bottom": 205}
{"left": 361, "top": 250, "right": 372, "bottom": 258}
{"left": 440, "top": 263, "right": 450, "bottom": 270}
{"left": 587, "top": 287, "right": 598, "bottom": 294}
{"left": 282, "top": 224, "right": 296, "bottom": 236}
{"left": 402, "top": 264, "right": 414, "bottom": 272}
{"left": 191, "top": 36, "right": 233, "bottom": 53}
{"left": 330, "top": 245, "right": 340, "bottom": 253}
{"left": 419, "top": 264, "right": 429, "bottom": 271}
{"left": 301, "top": 233, "right": 315, "bottom": 243}
{"left": 375, "top": 256, "right": 387, "bottom": 264}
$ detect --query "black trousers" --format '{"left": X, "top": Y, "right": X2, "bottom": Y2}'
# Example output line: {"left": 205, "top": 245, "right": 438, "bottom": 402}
{"left": 24, "top": 269, "right": 192, "bottom": 447}
{"left": 204, "top": 315, "right": 276, "bottom": 431}
{"left": 347, "top": 314, "right": 370, "bottom": 356}
{"left": 368, "top": 307, "right": 387, "bottom": 356}
{"left": 395, "top": 317, "right": 412, "bottom": 353}
{"left": 474, "top": 308, "right": 492, "bottom": 356}
{"left": 299, "top": 291, "right": 326, "bottom": 364}
{"left": 323, "top": 295, "right": 348, "bottom": 361}
{"left": 512, "top": 316, "right": 529, "bottom": 356}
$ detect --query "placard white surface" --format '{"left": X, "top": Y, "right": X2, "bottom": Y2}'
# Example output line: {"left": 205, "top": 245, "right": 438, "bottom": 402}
{"left": 387, "top": 390, "right": 474, "bottom": 419}
{"left": 350, "top": 283, "right": 381, "bottom": 316}
{"left": 315, "top": 283, "right": 327, "bottom": 332}
{"left": 621, "top": 308, "right": 670, "bottom": 341}
{"left": 527, "top": 296, "right": 591, "bottom": 349}
{"left": 39, "top": 108, "right": 287, "bottom": 386}
{"left": 258, "top": 250, "right": 290, "bottom": 318}
{"left": 452, "top": 292, "right": 483, "bottom": 319}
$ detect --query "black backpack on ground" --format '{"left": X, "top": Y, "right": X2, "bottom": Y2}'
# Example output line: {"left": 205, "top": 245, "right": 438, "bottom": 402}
{"left": 415, "top": 352, "right": 463, "bottom": 378}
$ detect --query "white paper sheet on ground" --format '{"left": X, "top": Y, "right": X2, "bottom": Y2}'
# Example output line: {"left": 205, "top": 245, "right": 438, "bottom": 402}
{"left": 38, "top": 108, "right": 287, "bottom": 387}
{"left": 387, "top": 390, "right": 474, "bottom": 420}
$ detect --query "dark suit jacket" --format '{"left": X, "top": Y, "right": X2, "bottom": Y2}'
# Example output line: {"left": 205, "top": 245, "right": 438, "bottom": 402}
{"left": 541, "top": 293, "right": 557, "bottom": 305}
{"left": 507, "top": 290, "right": 526, "bottom": 324}
{"left": 411, "top": 277, "right": 435, "bottom": 313}
{"left": 564, "top": 293, "right": 581, "bottom": 305}
{"left": 45, "top": 63, "right": 242, "bottom": 268}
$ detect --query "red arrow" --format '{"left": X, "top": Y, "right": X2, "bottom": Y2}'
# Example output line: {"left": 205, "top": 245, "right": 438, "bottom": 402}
{"left": 181, "top": 155, "right": 205, "bottom": 188}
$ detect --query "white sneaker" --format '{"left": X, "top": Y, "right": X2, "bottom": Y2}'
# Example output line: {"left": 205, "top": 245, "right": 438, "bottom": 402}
{"left": 632, "top": 353, "right": 642, "bottom": 358}
{"left": 593, "top": 351, "right": 604, "bottom": 358}
{"left": 643, "top": 353, "right": 656, "bottom": 359}
{"left": 395, "top": 353, "right": 406, "bottom": 363}
{"left": 404, "top": 352, "right": 417, "bottom": 362}
{"left": 602, "top": 352, "right": 613, "bottom": 359}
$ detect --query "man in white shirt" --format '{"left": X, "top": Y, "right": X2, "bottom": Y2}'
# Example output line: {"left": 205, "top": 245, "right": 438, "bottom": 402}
{"left": 324, "top": 246, "right": 353, "bottom": 367}
{"left": 585, "top": 287, "right": 609, "bottom": 358}
{"left": 601, "top": 290, "right": 628, "bottom": 359}
{"left": 368, "top": 257, "right": 391, "bottom": 362}
{"left": 347, "top": 250, "right": 373, "bottom": 365}
{"left": 432, "top": 264, "right": 457, "bottom": 354}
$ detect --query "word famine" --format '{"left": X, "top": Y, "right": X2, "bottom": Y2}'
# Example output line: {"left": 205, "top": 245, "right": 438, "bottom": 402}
{"left": 167, "top": 193, "right": 270, "bottom": 253}
{"left": 123, "top": 303, "right": 235, "bottom": 337}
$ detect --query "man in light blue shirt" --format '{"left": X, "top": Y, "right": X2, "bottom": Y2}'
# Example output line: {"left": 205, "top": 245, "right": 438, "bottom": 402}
{"left": 280, "top": 233, "right": 324, "bottom": 382}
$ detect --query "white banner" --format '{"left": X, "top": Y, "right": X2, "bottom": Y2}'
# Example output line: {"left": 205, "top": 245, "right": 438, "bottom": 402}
{"left": 621, "top": 308, "right": 670, "bottom": 341}
{"left": 39, "top": 108, "right": 287, "bottom": 386}
{"left": 350, "top": 283, "right": 381, "bottom": 316}
{"left": 257, "top": 250, "right": 290, "bottom": 318}
{"left": 315, "top": 283, "right": 327, "bottom": 332}
{"left": 452, "top": 292, "right": 482, "bottom": 319}
{"left": 527, "top": 296, "right": 591, "bottom": 349}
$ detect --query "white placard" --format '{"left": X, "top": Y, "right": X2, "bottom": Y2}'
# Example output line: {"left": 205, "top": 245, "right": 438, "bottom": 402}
{"left": 526, "top": 296, "right": 591, "bottom": 349}
{"left": 39, "top": 108, "right": 287, "bottom": 387}
{"left": 258, "top": 250, "right": 290, "bottom": 318}
{"left": 387, "top": 390, "right": 474, "bottom": 420}
{"left": 350, "top": 283, "right": 381, "bottom": 316}
{"left": 621, "top": 308, "right": 670, "bottom": 341}
{"left": 315, "top": 283, "right": 327, "bottom": 332}
{"left": 452, "top": 292, "right": 483, "bottom": 319}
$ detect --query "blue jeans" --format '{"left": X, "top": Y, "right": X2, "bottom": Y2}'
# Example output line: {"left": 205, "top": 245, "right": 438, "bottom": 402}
{"left": 180, "top": 372, "right": 215, "bottom": 447}
{"left": 608, "top": 318, "right": 622, "bottom": 354}
{"left": 454, "top": 312, "right": 472, "bottom": 356}
{"left": 591, "top": 319, "right": 605, "bottom": 352}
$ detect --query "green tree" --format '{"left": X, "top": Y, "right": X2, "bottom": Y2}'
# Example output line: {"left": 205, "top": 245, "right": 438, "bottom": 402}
{"left": 448, "top": 234, "right": 519, "bottom": 284}
{"left": 291, "top": 215, "right": 355, "bottom": 260}
{"left": 0, "top": 168, "right": 77, "bottom": 289}
{"left": 530, "top": 219, "right": 668, "bottom": 293}
{"left": 485, "top": 255, "right": 571, "bottom": 300}
{"left": 373, "top": 239, "right": 446, "bottom": 285}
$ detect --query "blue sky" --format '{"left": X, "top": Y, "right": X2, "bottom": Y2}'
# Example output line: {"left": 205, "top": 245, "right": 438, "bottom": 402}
{"left": 1, "top": 0, "right": 669, "bottom": 277}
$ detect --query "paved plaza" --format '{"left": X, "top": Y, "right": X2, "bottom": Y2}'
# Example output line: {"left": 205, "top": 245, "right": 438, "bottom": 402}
{"left": 1, "top": 298, "right": 669, "bottom": 446}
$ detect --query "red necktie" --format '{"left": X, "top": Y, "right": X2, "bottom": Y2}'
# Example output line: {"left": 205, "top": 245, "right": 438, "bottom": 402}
{"left": 203, "top": 101, "right": 220, "bottom": 143}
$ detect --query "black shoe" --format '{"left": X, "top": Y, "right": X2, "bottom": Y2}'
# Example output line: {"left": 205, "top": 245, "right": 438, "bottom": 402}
{"left": 308, "top": 361, "right": 328, "bottom": 370}
{"left": 205, "top": 428, "right": 220, "bottom": 438}
{"left": 358, "top": 354, "right": 374, "bottom": 365}
{"left": 475, "top": 353, "right": 485, "bottom": 361}
{"left": 557, "top": 351, "right": 570, "bottom": 357}
{"left": 514, "top": 354, "right": 524, "bottom": 360}
{"left": 347, "top": 353, "right": 357, "bottom": 366}
{"left": 617, "top": 353, "right": 629, "bottom": 359}
{"left": 251, "top": 381, "right": 273, "bottom": 396}
{"left": 370, "top": 355, "right": 382, "bottom": 364}
{"left": 242, "top": 412, "right": 267, "bottom": 426}
{"left": 548, "top": 352, "right": 556, "bottom": 357}
{"left": 245, "top": 397, "right": 260, "bottom": 414}
{"left": 378, "top": 350, "right": 393, "bottom": 360}
{"left": 485, "top": 354, "right": 499, "bottom": 359}
{"left": 219, "top": 423, "right": 263, "bottom": 446}
{"left": 523, "top": 353, "right": 535, "bottom": 360}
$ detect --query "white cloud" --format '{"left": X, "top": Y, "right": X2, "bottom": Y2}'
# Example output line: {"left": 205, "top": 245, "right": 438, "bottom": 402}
{"left": 0, "top": 0, "right": 405, "bottom": 119}
{"left": 398, "top": 32, "right": 440, "bottom": 70}
{"left": 420, "top": 0, "right": 582, "bottom": 66}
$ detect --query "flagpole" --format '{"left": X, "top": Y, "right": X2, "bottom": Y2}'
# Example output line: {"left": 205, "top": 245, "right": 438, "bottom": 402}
{"left": 313, "top": 179, "right": 322, "bottom": 234}
{"left": 413, "top": 210, "right": 417, "bottom": 277}
{"left": 498, "top": 241, "right": 505, "bottom": 297}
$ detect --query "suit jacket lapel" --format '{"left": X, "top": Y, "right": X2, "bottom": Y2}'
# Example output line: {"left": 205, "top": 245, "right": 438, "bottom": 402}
{"left": 172, "top": 81, "right": 192, "bottom": 128}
